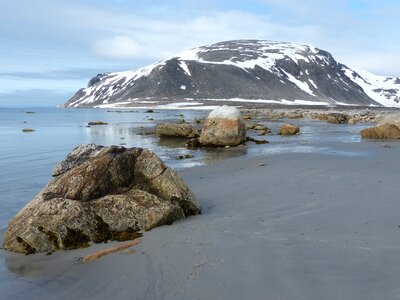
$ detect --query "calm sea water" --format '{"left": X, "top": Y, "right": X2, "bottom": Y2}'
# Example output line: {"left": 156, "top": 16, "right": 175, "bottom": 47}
{"left": 0, "top": 107, "right": 370, "bottom": 228}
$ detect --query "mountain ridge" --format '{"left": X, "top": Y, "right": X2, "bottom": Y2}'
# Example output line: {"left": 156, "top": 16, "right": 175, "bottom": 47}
{"left": 64, "top": 40, "right": 400, "bottom": 108}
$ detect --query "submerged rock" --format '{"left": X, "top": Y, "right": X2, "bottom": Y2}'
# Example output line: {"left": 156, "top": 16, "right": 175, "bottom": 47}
{"left": 88, "top": 121, "right": 108, "bottom": 125}
{"left": 279, "top": 124, "right": 300, "bottom": 135}
{"left": 247, "top": 137, "right": 269, "bottom": 144}
{"left": 199, "top": 106, "right": 247, "bottom": 146}
{"left": 360, "top": 124, "right": 400, "bottom": 139}
{"left": 3, "top": 145, "right": 200, "bottom": 254}
{"left": 156, "top": 123, "right": 199, "bottom": 138}
{"left": 21, "top": 128, "right": 35, "bottom": 132}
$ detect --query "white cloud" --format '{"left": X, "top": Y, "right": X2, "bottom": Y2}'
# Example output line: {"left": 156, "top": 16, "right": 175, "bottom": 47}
{"left": 1, "top": 0, "right": 399, "bottom": 77}
{"left": 93, "top": 36, "right": 141, "bottom": 59}
{"left": 90, "top": 10, "right": 320, "bottom": 63}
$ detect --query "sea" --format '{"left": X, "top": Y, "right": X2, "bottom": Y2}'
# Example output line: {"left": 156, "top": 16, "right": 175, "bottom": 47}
{"left": 0, "top": 107, "right": 370, "bottom": 229}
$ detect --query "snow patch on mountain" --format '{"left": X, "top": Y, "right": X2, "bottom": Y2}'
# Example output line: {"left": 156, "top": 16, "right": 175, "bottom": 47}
{"left": 342, "top": 67, "right": 400, "bottom": 107}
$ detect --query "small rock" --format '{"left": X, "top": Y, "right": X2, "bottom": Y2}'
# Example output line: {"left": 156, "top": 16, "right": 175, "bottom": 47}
{"left": 22, "top": 128, "right": 35, "bottom": 132}
{"left": 348, "top": 118, "right": 357, "bottom": 125}
{"left": 176, "top": 154, "right": 194, "bottom": 160}
{"left": 279, "top": 124, "right": 300, "bottom": 135}
{"left": 88, "top": 121, "right": 108, "bottom": 126}
{"left": 247, "top": 137, "right": 269, "bottom": 144}
{"left": 257, "top": 130, "right": 269, "bottom": 136}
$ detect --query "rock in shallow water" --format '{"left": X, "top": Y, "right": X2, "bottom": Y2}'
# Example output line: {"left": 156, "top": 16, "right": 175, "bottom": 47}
{"left": 279, "top": 124, "right": 300, "bottom": 135}
{"left": 199, "top": 106, "right": 247, "bottom": 147}
{"left": 360, "top": 124, "right": 400, "bottom": 139}
{"left": 3, "top": 144, "right": 200, "bottom": 254}
{"left": 156, "top": 123, "right": 199, "bottom": 138}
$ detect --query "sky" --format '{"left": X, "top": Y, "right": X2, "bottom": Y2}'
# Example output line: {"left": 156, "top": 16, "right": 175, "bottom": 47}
{"left": 1, "top": 0, "right": 399, "bottom": 107}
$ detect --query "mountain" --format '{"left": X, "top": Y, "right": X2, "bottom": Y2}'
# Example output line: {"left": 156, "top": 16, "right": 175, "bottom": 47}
{"left": 64, "top": 40, "right": 400, "bottom": 108}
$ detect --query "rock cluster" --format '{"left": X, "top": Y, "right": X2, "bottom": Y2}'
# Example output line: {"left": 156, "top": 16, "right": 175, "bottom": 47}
{"left": 3, "top": 144, "right": 200, "bottom": 254}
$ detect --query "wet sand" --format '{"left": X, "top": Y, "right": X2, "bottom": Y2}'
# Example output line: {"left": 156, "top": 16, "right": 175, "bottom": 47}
{"left": 1, "top": 140, "right": 400, "bottom": 300}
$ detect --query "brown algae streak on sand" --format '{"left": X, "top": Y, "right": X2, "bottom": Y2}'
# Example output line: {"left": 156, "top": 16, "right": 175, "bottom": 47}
{"left": 79, "top": 238, "right": 142, "bottom": 263}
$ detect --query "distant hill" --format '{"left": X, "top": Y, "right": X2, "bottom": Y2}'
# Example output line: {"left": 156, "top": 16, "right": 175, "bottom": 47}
{"left": 64, "top": 40, "right": 400, "bottom": 108}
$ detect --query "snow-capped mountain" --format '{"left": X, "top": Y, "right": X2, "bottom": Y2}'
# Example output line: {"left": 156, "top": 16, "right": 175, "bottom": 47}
{"left": 64, "top": 40, "right": 400, "bottom": 108}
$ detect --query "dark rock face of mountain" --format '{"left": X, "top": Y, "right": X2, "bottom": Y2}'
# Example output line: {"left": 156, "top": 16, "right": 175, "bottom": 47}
{"left": 64, "top": 40, "right": 400, "bottom": 108}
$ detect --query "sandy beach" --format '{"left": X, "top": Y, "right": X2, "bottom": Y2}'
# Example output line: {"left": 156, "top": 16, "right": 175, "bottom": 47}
{"left": 1, "top": 139, "right": 400, "bottom": 300}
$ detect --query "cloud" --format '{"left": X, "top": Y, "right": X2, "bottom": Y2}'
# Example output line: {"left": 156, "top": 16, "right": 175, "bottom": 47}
{"left": 93, "top": 36, "right": 142, "bottom": 59}
{"left": 90, "top": 10, "right": 320, "bottom": 62}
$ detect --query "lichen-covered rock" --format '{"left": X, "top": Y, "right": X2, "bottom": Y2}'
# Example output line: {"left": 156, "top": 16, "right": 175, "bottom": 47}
{"left": 360, "top": 124, "right": 400, "bottom": 139}
{"left": 52, "top": 144, "right": 103, "bottom": 176}
{"left": 199, "top": 106, "right": 247, "bottom": 146}
{"left": 3, "top": 145, "right": 200, "bottom": 254}
{"left": 156, "top": 123, "right": 199, "bottom": 138}
{"left": 279, "top": 124, "right": 300, "bottom": 135}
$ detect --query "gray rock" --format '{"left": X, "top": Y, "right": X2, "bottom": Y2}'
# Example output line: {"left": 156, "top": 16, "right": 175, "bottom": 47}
{"left": 3, "top": 145, "right": 200, "bottom": 254}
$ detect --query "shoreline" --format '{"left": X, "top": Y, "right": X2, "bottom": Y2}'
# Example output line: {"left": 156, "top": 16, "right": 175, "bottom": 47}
{"left": 2, "top": 140, "right": 400, "bottom": 299}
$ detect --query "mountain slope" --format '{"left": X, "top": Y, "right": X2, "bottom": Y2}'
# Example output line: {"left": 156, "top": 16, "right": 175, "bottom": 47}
{"left": 64, "top": 40, "right": 400, "bottom": 108}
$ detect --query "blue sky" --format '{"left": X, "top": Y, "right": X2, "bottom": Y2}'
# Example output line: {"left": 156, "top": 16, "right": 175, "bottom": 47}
{"left": 1, "top": 0, "right": 399, "bottom": 106}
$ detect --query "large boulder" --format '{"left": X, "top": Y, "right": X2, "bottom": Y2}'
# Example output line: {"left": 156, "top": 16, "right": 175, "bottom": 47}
{"left": 3, "top": 144, "right": 200, "bottom": 254}
{"left": 360, "top": 124, "right": 400, "bottom": 139}
{"left": 199, "top": 106, "right": 247, "bottom": 146}
{"left": 279, "top": 124, "right": 300, "bottom": 135}
{"left": 156, "top": 123, "right": 199, "bottom": 138}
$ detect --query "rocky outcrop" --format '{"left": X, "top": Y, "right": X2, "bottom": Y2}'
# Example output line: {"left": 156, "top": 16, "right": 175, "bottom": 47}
{"left": 156, "top": 123, "right": 199, "bottom": 138}
{"left": 361, "top": 124, "right": 400, "bottom": 139}
{"left": 199, "top": 106, "right": 247, "bottom": 146}
{"left": 3, "top": 144, "right": 200, "bottom": 254}
{"left": 279, "top": 124, "right": 300, "bottom": 135}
